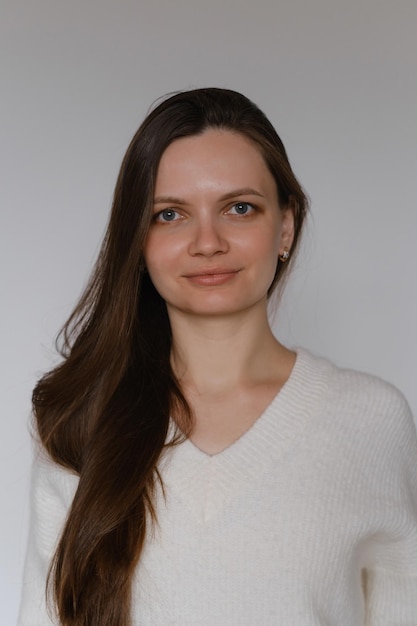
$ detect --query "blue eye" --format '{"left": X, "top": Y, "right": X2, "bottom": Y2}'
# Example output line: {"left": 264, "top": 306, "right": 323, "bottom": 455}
{"left": 156, "top": 209, "right": 179, "bottom": 222}
{"left": 229, "top": 202, "right": 254, "bottom": 216}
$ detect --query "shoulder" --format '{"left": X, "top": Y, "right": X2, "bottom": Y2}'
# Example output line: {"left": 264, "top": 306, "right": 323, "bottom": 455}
{"left": 297, "top": 348, "right": 416, "bottom": 464}
{"left": 329, "top": 358, "right": 409, "bottom": 417}
{"left": 292, "top": 350, "right": 417, "bottom": 508}
{"left": 297, "top": 348, "right": 411, "bottom": 417}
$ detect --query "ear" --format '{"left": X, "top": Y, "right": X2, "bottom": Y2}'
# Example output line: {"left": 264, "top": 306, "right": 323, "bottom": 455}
{"left": 279, "top": 206, "right": 295, "bottom": 254}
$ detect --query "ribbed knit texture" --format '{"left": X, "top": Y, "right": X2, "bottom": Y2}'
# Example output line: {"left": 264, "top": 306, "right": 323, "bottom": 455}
{"left": 18, "top": 350, "right": 417, "bottom": 625}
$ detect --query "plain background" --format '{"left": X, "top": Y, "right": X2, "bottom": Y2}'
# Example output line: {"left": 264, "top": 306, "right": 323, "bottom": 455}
{"left": 1, "top": 0, "right": 416, "bottom": 622}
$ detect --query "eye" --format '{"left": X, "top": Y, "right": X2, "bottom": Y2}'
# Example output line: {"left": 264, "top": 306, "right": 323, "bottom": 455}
{"left": 154, "top": 209, "right": 181, "bottom": 223}
{"left": 228, "top": 202, "right": 255, "bottom": 216}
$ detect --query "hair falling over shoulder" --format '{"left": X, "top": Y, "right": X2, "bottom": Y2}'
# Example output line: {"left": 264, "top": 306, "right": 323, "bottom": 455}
{"left": 32, "top": 88, "right": 308, "bottom": 625}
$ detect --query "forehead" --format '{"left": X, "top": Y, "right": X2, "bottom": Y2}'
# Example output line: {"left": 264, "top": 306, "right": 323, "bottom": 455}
{"left": 155, "top": 129, "right": 275, "bottom": 194}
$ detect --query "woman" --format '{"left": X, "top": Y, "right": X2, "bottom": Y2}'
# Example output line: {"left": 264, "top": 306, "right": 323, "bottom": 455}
{"left": 19, "top": 88, "right": 417, "bottom": 625}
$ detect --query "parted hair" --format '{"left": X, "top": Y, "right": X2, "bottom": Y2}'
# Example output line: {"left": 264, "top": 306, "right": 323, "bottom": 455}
{"left": 33, "top": 88, "right": 308, "bottom": 625}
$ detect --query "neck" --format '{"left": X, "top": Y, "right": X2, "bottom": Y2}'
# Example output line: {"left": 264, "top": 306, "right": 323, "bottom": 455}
{"left": 168, "top": 301, "right": 293, "bottom": 396}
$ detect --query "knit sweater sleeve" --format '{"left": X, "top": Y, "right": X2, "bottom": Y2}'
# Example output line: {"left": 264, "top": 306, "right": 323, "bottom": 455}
{"left": 17, "top": 450, "right": 79, "bottom": 626}
{"left": 361, "top": 388, "right": 417, "bottom": 625}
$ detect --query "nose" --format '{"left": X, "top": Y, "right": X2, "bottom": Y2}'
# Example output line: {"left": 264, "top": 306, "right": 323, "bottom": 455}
{"left": 188, "top": 214, "right": 229, "bottom": 257}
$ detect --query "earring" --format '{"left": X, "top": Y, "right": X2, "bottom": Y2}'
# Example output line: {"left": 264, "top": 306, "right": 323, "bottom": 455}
{"left": 278, "top": 248, "right": 290, "bottom": 262}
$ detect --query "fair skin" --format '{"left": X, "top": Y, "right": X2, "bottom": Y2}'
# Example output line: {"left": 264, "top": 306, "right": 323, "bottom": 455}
{"left": 144, "top": 129, "right": 296, "bottom": 455}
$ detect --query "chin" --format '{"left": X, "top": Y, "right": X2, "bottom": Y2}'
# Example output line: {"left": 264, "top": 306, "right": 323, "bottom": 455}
{"left": 168, "top": 294, "right": 267, "bottom": 318}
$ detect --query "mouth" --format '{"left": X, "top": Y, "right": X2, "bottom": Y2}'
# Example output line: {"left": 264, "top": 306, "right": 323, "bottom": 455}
{"left": 183, "top": 269, "right": 240, "bottom": 286}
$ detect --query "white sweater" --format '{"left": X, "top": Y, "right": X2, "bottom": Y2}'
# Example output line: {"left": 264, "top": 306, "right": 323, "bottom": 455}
{"left": 18, "top": 350, "right": 417, "bottom": 625}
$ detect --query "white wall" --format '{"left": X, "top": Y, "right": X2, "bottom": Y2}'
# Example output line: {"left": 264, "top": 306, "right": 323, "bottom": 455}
{"left": 1, "top": 0, "right": 416, "bottom": 621}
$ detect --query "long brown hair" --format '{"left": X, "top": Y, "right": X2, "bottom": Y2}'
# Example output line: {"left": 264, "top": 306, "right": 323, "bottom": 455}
{"left": 33, "top": 88, "right": 308, "bottom": 625}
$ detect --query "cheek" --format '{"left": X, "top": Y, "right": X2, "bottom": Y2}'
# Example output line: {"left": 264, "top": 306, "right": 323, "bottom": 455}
{"left": 144, "top": 234, "right": 167, "bottom": 274}
{"left": 143, "top": 235, "right": 182, "bottom": 299}
{"left": 143, "top": 236, "right": 161, "bottom": 285}
{"left": 245, "top": 223, "right": 282, "bottom": 260}
{"left": 253, "top": 227, "right": 283, "bottom": 283}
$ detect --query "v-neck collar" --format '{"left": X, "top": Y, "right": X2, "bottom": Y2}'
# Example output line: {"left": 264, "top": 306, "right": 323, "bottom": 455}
{"left": 160, "top": 349, "right": 332, "bottom": 523}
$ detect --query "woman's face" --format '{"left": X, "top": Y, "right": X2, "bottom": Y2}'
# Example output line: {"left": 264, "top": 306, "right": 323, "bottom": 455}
{"left": 144, "top": 129, "right": 294, "bottom": 319}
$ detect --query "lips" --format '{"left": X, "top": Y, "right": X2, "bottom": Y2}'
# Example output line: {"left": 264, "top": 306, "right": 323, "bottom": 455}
{"left": 183, "top": 268, "right": 240, "bottom": 286}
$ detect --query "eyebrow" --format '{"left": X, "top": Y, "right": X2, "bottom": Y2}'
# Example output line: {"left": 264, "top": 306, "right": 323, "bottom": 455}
{"left": 153, "top": 187, "right": 265, "bottom": 205}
